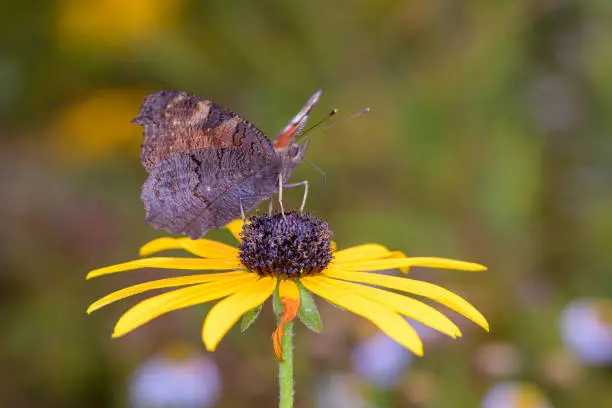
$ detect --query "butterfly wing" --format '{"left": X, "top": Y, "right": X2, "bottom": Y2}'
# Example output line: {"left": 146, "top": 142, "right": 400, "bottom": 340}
{"left": 134, "top": 90, "right": 280, "bottom": 238}
{"left": 141, "top": 148, "right": 282, "bottom": 239}
{"left": 272, "top": 89, "right": 321, "bottom": 149}
{"left": 133, "top": 90, "right": 274, "bottom": 172}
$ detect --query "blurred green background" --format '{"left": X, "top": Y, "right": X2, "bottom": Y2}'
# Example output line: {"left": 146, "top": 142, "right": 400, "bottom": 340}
{"left": 2, "top": 0, "right": 612, "bottom": 407}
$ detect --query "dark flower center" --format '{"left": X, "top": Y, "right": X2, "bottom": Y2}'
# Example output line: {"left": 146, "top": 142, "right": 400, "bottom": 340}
{"left": 239, "top": 212, "right": 334, "bottom": 279}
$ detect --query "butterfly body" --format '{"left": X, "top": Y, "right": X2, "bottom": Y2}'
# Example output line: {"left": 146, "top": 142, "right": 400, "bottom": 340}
{"left": 133, "top": 89, "right": 318, "bottom": 239}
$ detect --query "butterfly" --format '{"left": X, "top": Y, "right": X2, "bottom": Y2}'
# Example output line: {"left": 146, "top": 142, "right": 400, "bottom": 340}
{"left": 132, "top": 89, "right": 321, "bottom": 239}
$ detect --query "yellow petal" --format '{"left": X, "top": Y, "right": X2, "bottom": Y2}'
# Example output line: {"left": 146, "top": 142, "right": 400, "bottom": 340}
{"left": 386, "top": 251, "right": 410, "bottom": 274}
{"left": 333, "top": 244, "right": 393, "bottom": 263}
{"left": 87, "top": 257, "right": 243, "bottom": 279}
{"left": 333, "top": 257, "right": 487, "bottom": 272}
{"left": 301, "top": 277, "right": 424, "bottom": 356}
{"left": 139, "top": 237, "right": 239, "bottom": 259}
{"left": 112, "top": 274, "right": 257, "bottom": 337}
{"left": 278, "top": 280, "right": 300, "bottom": 300}
{"left": 225, "top": 219, "right": 244, "bottom": 243}
{"left": 325, "top": 269, "right": 489, "bottom": 331}
{"left": 316, "top": 276, "right": 461, "bottom": 338}
{"left": 203, "top": 277, "right": 276, "bottom": 351}
{"left": 87, "top": 271, "right": 251, "bottom": 313}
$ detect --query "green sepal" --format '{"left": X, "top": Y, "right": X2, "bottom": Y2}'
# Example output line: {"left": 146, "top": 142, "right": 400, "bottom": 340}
{"left": 240, "top": 304, "right": 263, "bottom": 332}
{"left": 295, "top": 280, "right": 322, "bottom": 333}
{"left": 272, "top": 280, "right": 282, "bottom": 317}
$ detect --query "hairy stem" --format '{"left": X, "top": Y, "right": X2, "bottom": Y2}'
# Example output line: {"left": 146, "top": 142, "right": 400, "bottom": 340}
{"left": 278, "top": 321, "right": 294, "bottom": 408}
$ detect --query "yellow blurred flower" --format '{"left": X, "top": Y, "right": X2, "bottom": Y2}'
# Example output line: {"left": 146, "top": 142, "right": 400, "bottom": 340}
{"left": 87, "top": 212, "right": 489, "bottom": 359}
{"left": 54, "top": 88, "right": 146, "bottom": 162}
{"left": 56, "top": 0, "right": 180, "bottom": 48}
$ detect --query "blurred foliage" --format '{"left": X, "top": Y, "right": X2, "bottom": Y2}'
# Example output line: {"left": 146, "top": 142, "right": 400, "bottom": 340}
{"left": 1, "top": 0, "right": 611, "bottom": 407}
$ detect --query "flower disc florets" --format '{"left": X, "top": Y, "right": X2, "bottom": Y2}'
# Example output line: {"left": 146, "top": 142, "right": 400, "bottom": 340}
{"left": 239, "top": 212, "right": 334, "bottom": 279}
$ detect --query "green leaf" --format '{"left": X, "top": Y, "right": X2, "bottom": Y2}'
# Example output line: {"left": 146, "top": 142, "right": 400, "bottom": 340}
{"left": 240, "top": 304, "right": 263, "bottom": 332}
{"left": 296, "top": 280, "right": 322, "bottom": 333}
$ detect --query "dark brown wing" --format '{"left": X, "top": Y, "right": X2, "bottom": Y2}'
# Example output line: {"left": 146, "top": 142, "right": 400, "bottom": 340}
{"left": 141, "top": 148, "right": 283, "bottom": 239}
{"left": 133, "top": 90, "right": 273, "bottom": 172}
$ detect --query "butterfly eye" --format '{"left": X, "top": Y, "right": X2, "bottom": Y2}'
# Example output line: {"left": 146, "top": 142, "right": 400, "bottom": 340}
{"left": 289, "top": 141, "right": 310, "bottom": 163}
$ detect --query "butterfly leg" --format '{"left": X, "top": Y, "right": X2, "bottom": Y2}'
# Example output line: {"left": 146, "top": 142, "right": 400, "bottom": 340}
{"left": 268, "top": 197, "right": 274, "bottom": 216}
{"left": 278, "top": 173, "right": 287, "bottom": 221}
{"left": 283, "top": 180, "right": 309, "bottom": 213}
{"left": 240, "top": 199, "right": 246, "bottom": 221}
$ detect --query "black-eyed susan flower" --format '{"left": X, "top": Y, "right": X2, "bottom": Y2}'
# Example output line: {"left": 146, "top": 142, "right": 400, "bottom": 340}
{"left": 87, "top": 212, "right": 488, "bottom": 359}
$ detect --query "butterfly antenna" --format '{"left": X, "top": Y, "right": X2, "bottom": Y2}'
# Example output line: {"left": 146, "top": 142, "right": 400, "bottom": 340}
{"left": 305, "top": 158, "right": 327, "bottom": 191}
{"left": 298, "top": 107, "right": 370, "bottom": 143}
{"left": 296, "top": 109, "right": 338, "bottom": 141}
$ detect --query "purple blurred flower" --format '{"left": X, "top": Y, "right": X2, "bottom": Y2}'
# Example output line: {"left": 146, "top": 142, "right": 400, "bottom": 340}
{"left": 560, "top": 298, "right": 612, "bottom": 366}
{"left": 352, "top": 330, "right": 413, "bottom": 388}
{"left": 129, "top": 351, "right": 221, "bottom": 408}
{"left": 481, "top": 381, "right": 553, "bottom": 408}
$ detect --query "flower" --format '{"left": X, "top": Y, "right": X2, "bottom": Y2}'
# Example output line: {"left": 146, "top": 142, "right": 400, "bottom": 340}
{"left": 54, "top": 88, "right": 146, "bottom": 162}
{"left": 87, "top": 212, "right": 489, "bottom": 359}
{"left": 129, "top": 343, "right": 221, "bottom": 408}
{"left": 481, "top": 381, "right": 553, "bottom": 408}
{"left": 56, "top": 0, "right": 180, "bottom": 49}
{"left": 351, "top": 329, "right": 413, "bottom": 388}
{"left": 560, "top": 297, "right": 612, "bottom": 366}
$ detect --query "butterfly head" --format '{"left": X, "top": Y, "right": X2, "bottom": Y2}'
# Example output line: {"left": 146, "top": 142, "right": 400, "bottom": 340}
{"left": 285, "top": 139, "right": 310, "bottom": 164}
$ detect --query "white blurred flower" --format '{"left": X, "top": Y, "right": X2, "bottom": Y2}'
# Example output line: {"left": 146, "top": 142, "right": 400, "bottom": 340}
{"left": 560, "top": 298, "right": 612, "bottom": 366}
{"left": 129, "top": 348, "right": 221, "bottom": 408}
{"left": 481, "top": 381, "right": 553, "bottom": 408}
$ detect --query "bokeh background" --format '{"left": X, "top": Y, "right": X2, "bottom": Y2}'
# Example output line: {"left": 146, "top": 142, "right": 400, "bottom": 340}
{"left": 2, "top": 1, "right": 612, "bottom": 407}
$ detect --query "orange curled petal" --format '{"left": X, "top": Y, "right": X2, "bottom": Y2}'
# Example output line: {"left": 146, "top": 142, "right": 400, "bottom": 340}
{"left": 272, "top": 330, "right": 284, "bottom": 361}
{"left": 272, "top": 281, "right": 301, "bottom": 361}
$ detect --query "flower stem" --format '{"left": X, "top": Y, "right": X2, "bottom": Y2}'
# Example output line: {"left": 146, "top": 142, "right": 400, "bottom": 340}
{"left": 278, "top": 320, "right": 294, "bottom": 408}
